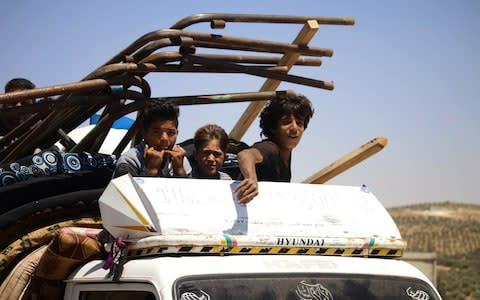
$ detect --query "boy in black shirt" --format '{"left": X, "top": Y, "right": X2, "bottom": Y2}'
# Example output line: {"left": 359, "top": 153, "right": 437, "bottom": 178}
{"left": 235, "top": 94, "right": 314, "bottom": 203}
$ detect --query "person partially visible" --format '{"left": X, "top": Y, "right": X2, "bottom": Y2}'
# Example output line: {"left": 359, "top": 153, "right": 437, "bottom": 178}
{"left": 234, "top": 94, "right": 314, "bottom": 204}
{"left": 1, "top": 77, "right": 37, "bottom": 136}
{"left": 3, "top": 78, "right": 36, "bottom": 107}
{"left": 190, "top": 124, "right": 231, "bottom": 180}
{"left": 112, "top": 100, "right": 191, "bottom": 178}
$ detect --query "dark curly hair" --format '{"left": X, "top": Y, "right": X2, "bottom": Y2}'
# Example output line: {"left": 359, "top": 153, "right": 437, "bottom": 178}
{"left": 259, "top": 94, "right": 314, "bottom": 140}
{"left": 142, "top": 99, "right": 179, "bottom": 129}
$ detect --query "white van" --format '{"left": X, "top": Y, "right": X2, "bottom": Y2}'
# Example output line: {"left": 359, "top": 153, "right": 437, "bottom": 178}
{"left": 61, "top": 176, "right": 442, "bottom": 300}
{"left": 66, "top": 254, "right": 441, "bottom": 300}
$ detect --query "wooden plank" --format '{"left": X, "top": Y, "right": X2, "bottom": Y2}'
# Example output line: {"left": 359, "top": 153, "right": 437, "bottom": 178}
{"left": 229, "top": 20, "right": 319, "bottom": 140}
{"left": 302, "top": 136, "right": 388, "bottom": 184}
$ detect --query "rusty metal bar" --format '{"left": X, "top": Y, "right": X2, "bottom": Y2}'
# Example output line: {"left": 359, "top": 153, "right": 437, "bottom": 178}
{"left": 10, "top": 76, "right": 148, "bottom": 154}
{"left": 111, "top": 75, "right": 151, "bottom": 98}
{"left": 92, "top": 14, "right": 346, "bottom": 69}
{"left": 54, "top": 85, "right": 143, "bottom": 147}
{"left": 186, "top": 54, "right": 333, "bottom": 90}
{"left": 70, "top": 91, "right": 147, "bottom": 152}
{"left": 56, "top": 128, "right": 77, "bottom": 150}
{"left": 106, "top": 90, "right": 295, "bottom": 155}
{"left": 91, "top": 93, "right": 138, "bottom": 153}
{"left": 112, "top": 120, "right": 139, "bottom": 157}
{"left": 141, "top": 52, "right": 321, "bottom": 66}
{"left": 0, "top": 14, "right": 354, "bottom": 163}
{"left": 132, "top": 38, "right": 323, "bottom": 67}
{"left": 85, "top": 62, "right": 292, "bottom": 82}
{"left": 172, "top": 30, "right": 333, "bottom": 57}
{"left": 0, "top": 93, "right": 116, "bottom": 157}
{"left": 0, "top": 112, "right": 47, "bottom": 151}
{"left": 229, "top": 19, "right": 319, "bottom": 140}
{"left": 153, "top": 90, "right": 296, "bottom": 106}
{"left": 130, "top": 38, "right": 177, "bottom": 64}
{"left": 87, "top": 28, "right": 332, "bottom": 78}
{"left": 1, "top": 110, "right": 59, "bottom": 162}
{"left": 0, "top": 79, "right": 111, "bottom": 105}
{"left": 75, "top": 90, "right": 295, "bottom": 151}
{"left": 88, "top": 113, "right": 116, "bottom": 153}
{"left": 170, "top": 13, "right": 355, "bottom": 29}
{"left": 72, "top": 90, "right": 295, "bottom": 153}
{"left": 0, "top": 101, "right": 51, "bottom": 117}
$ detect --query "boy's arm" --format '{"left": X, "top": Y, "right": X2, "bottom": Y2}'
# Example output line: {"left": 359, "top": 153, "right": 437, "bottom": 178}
{"left": 235, "top": 148, "right": 263, "bottom": 204}
{"left": 112, "top": 162, "right": 140, "bottom": 178}
{"left": 113, "top": 148, "right": 153, "bottom": 178}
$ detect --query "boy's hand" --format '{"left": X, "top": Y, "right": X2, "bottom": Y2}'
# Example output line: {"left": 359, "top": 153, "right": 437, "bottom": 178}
{"left": 235, "top": 178, "right": 258, "bottom": 204}
{"left": 165, "top": 145, "right": 187, "bottom": 176}
{"left": 144, "top": 144, "right": 165, "bottom": 175}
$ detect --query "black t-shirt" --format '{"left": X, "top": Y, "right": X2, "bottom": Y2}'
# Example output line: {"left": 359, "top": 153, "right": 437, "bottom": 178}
{"left": 252, "top": 140, "right": 291, "bottom": 182}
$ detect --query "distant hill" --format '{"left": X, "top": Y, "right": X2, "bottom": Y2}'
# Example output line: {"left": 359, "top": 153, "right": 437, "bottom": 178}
{"left": 388, "top": 201, "right": 480, "bottom": 256}
{"left": 388, "top": 202, "right": 480, "bottom": 300}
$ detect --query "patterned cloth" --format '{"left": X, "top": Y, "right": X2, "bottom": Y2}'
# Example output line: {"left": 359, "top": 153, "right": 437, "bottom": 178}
{"left": 30, "top": 227, "right": 105, "bottom": 300}
{"left": 0, "top": 149, "right": 116, "bottom": 187}
{"left": 0, "top": 245, "right": 47, "bottom": 300}
{"left": 0, "top": 218, "right": 102, "bottom": 278}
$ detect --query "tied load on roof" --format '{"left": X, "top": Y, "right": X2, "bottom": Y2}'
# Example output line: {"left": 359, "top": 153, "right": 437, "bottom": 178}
{"left": 99, "top": 175, "right": 406, "bottom": 257}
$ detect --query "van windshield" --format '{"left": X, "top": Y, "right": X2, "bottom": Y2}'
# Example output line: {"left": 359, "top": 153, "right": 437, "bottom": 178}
{"left": 175, "top": 273, "right": 440, "bottom": 300}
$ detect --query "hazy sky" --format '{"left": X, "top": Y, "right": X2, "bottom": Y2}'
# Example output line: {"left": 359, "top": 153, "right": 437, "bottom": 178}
{"left": 1, "top": 1, "right": 479, "bottom": 207}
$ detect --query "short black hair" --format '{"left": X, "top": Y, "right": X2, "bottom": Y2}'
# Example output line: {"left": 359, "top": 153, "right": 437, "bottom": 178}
{"left": 142, "top": 100, "right": 179, "bottom": 129}
{"left": 4, "top": 78, "right": 35, "bottom": 93}
{"left": 259, "top": 94, "right": 314, "bottom": 140}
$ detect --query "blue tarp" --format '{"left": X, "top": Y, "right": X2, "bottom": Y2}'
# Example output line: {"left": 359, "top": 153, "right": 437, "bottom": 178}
{"left": 90, "top": 114, "right": 134, "bottom": 130}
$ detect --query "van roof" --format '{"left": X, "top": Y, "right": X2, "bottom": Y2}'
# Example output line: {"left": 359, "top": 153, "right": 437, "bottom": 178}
{"left": 99, "top": 176, "right": 406, "bottom": 259}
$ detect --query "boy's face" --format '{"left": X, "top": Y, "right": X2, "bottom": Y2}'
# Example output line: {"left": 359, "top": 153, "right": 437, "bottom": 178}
{"left": 194, "top": 139, "right": 225, "bottom": 177}
{"left": 273, "top": 114, "right": 305, "bottom": 151}
{"left": 142, "top": 119, "right": 178, "bottom": 151}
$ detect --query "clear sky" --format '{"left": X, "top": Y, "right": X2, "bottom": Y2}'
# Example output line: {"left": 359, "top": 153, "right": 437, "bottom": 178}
{"left": 1, "top": 1, "right": 479, "bottom": 207}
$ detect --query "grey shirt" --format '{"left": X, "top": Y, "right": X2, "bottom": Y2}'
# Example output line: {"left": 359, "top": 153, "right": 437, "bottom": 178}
{"left": 112, "top": 141, "right": 191, "bottom": 178}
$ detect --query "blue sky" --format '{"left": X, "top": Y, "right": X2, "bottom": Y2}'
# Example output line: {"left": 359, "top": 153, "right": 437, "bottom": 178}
{"left": 1, "top": 1, "right": 479, "bottom": 207}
